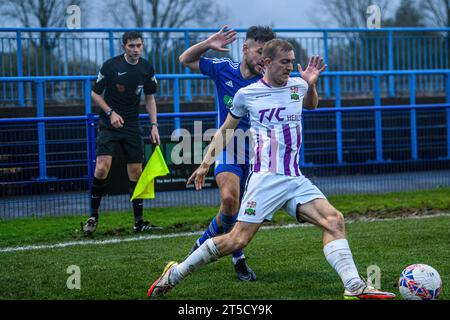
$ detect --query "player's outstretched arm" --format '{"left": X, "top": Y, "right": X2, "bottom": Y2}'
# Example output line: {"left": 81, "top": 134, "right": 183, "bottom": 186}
{"left": 179, "top": 25, "right": 237, "bottom": 72}
{"left": 298, "top": 56, "right": 327, "bottom": 110}
{"left": 187, "top": 114, "right": 240, "bottom": 190}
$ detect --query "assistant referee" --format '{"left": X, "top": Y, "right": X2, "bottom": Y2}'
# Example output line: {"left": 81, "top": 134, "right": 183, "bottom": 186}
{"left": 83, "top": 31, "right": 162, "bottom": 236}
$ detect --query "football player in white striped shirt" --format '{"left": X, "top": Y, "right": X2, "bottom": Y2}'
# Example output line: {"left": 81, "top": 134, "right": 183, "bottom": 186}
{"left": 148, "top": 39, "right": 395, "bottom": 300}
{"left": 179, "top": 26, "right": 276, "bottom": 281}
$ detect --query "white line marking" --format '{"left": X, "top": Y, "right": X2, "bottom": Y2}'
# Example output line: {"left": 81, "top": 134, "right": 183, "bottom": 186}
{"left": 0, "top": 213, "right": 448, "bottom": 253}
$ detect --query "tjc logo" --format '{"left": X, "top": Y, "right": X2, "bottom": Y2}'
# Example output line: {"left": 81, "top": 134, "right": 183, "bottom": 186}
{"left": 258, "top": 107, "right": 286, "bottom": 122}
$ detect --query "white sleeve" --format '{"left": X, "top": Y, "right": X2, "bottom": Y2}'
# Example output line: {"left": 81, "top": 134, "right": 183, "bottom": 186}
{"left": 294, "top": 77, "right": 309, "bottom": 94}
{"left": 229, "top": 89, "right": 248, "bottom": 118}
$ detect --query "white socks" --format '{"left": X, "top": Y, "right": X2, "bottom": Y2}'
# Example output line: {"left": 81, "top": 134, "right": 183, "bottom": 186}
{"left": 170, "top": 237, "right": 363, "bottom": 291}
{"left": 323, "top": 239, "right": 364, "bottom": 291}
{"left": 170, "top": 238, "right": 220, "bottom": 284}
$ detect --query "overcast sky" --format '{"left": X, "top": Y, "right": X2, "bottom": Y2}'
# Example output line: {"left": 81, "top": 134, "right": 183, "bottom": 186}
{"left": 87, "top": 0, "right": 330, "bottom": 29}
{"left": 0, "top": 0, "right": 403, "bottom": 29}
{"left": 217, "top": 0, "right": 403, "bottom": 29}
{"left": 217, "top": 0, "right": 326, "bottom": 28}
{"left": 84, "top": 0, "right": 401, "bottom": 29}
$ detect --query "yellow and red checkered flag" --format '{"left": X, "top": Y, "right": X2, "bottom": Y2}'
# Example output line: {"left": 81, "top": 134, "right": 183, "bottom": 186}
{"left": 130, "top": 146, "right": 170, "bottom": 200}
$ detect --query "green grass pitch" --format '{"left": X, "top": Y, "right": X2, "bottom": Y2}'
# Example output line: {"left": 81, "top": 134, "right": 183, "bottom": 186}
{"left": 0, "top": 188, "right": 449, "bottom": 300}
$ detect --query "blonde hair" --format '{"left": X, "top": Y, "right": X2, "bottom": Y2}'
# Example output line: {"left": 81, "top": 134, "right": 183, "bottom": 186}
{"left": 262, "top": 39, "right": 293, "bottom": 60}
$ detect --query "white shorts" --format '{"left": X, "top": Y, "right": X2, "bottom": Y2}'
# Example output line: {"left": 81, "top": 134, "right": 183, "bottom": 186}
{"left": 237, "top": 171, "right": 326, "bottom": 224}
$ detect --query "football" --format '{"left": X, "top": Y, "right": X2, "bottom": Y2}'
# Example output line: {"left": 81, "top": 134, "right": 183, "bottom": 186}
{"left": 398, "top": 264, "right": 442, "bottom": 300}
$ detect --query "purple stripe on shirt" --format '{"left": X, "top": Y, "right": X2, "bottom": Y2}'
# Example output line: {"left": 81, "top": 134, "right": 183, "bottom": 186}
{"left": 282, "top": 124, "right": 292, "bottom": 176}
{"left": 293, "top": 124, "right": 301, "bottom": 176}
{"left": 267, "top": 128, "right": 272, "bottom": 169}
{"left": 268, "top": 126, "right": 278, "bottom": 173}
{"left": 254, "top": 130, "right": 262, "bottom": 172}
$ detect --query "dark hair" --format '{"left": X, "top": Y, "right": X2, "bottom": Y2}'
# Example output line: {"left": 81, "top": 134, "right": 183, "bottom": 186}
{"left": 122, "top": 31, "right": 143, "bottom": 45}
{"left": 245, "top": 26, "right": 276, "bottom": 43}
{"left": 262, "top": 39, "right": 293, "bottom": 60}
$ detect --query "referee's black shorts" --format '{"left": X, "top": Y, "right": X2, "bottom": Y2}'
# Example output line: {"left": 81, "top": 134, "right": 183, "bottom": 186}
{"left": 95, "top": 123, "right": 144, "bottom": 164}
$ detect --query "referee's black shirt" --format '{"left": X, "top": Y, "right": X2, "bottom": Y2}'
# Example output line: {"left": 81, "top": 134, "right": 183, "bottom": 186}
{"left": 93, "top": 54, "right": 157, "bottom": 127}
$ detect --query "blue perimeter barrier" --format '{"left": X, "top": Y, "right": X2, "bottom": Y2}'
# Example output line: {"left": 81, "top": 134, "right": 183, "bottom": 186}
{"left": 1, "top": 70, "right": 450, "bottom": 218}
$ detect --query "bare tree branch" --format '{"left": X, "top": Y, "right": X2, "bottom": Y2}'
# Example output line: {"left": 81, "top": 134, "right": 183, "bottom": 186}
{"left": 383, "top": 0, "right": 426, "bottom": 27}
{"left": 130, "top": 0, "right": 145, "bottom": 28}
{"left": 151, "top": 0, "right": 159, "bottom": 28}
{"left": 106, "top": 0, "right": 225, "bottom": 71}
{"left": 315, "top": 0, "right": 393, "bottom": 28}
{"left": 1, "top": 0, "right": 84, "bottom": 28}
{"left": 108, "top": 0, "right": 223, "bottom": 29}
{"left": 0, "top": 0, "right": 86, "bottom": 52}
{"left": 421, "top": 0, "right": 450, "bottom": 27}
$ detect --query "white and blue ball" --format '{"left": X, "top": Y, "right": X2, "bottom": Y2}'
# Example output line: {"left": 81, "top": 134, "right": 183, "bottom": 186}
{"left": 398, "top": 264, "right": 442, "bottom": 300}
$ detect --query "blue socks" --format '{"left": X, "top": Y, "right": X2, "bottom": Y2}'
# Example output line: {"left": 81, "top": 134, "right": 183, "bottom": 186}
{"left": 219, "top": 213, "right": 244, "bottom": 259}
{"left": 220, "top": 213, "right": 237, "bottom": 233}
{"left": 196, "top": 212, "right": 244, "bottom": 261}
{"left": 197, "top": 215, "right": 223, "bottom": 245}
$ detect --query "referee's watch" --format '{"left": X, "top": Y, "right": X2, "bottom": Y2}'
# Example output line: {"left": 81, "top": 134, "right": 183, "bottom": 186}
{"left": 150, "top": 122, "right": 158, "bottom": 127}
{"left": 106, "top": 109, "right": 114, "bottom": 117}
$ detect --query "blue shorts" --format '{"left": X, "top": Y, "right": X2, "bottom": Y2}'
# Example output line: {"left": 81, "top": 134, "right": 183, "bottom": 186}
{"left": 214, "top": 163, "right": 250, "bottom": 201}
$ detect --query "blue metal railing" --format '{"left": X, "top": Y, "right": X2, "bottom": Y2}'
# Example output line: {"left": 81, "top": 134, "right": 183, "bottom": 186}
{"left": 0, "top": 113, "right": 216, "bottom": 185}
{"left": 1, "top": 70, "right": 450, "bottom": 181}
{"left": 1, "top": 72, "right": 450, "bottom": 217}
{"left": 1, "top": 27, "right": 449, "bottom": 104}
{"left": 2, "top": 68, "right": 450, "bottom": 108}
{"left": 0, "top": 73, "right": 209, "bottom": 115}
{"left": 1, "top": 107, "right": 448, "bottom": 183}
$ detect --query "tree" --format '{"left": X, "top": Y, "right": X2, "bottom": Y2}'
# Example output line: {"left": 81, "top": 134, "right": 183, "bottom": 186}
{"left": 384, "top": 0, "right": 426, "bottom": 27}
{"left": 0, "top": 0, "right": 85, "bottom": 49}
{"left": 108, "top": 0, "right": 226, "bottom": 75}
{"left": 109, "top": 0, "right": 223, "bottom": 29}
{"left": 315, "top": 0, "right": 394, "bottom": 28}
{"left": 421, "top": 0, "right": 450, "bottom": 27}
{"left": 420, "top": 0, "right": 450, "bottom": 70}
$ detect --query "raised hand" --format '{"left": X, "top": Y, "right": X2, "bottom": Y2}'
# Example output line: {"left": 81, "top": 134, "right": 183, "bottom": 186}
{"left": 206, "top": 25, "right": 237, "bottom": 52}
{"left": 297, "top": 56, "right": 327, "bottom": 86}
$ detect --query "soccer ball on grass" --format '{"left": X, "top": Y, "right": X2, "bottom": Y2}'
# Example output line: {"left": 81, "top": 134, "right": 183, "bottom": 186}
{"left": 398, "top": 264, "right": 442, "bottom": 300}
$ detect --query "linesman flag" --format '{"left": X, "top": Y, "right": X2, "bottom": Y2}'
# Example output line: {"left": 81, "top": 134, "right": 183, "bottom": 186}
{"left": 130, "top": 146, "right": 170, "bottom": 201}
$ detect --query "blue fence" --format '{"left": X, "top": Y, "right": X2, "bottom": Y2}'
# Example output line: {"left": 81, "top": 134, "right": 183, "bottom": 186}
{"left": 1, "top": 71, "right": 450, "bottom": 218}
{"left": 1, "top": 27, "right": 450, "bottom": 105}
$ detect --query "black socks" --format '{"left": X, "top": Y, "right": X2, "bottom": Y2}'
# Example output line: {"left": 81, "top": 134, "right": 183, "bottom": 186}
{"left": 129, "top": 180, "right": 143, "bottom": 224}
{"left": 90, "top": 176, "right": 107, "bottom": 220}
